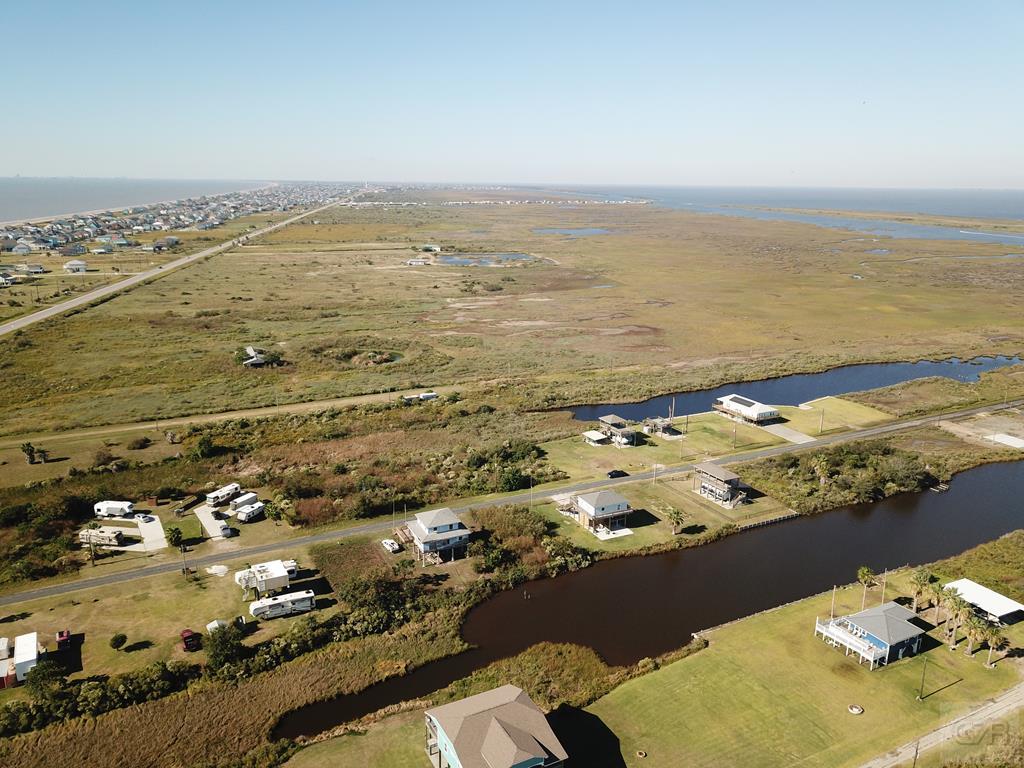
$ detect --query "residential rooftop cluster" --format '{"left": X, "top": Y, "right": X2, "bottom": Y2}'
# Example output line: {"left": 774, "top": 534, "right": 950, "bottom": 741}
{"left": 0, "top": 182, "right": 349, "bottom": 259}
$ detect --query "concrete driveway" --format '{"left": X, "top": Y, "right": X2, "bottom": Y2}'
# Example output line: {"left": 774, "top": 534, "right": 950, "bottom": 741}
{"left": 101, "top": 514, "right": 167, "bottom": 552}
{"left": 195, "top": 504, "right": 230, "bottom": 540}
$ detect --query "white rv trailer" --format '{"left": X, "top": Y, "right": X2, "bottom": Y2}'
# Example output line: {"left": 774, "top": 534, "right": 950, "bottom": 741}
{"left": 249, "top": 590, "right": 315, "bottom": 620}
{"left": 236, "top": 502, "right": 266, "bottom": 523}
{"left": 13, "top": 632, "right": 39, "bottom": 682}
{"left": 79, "top": 527, "right": 125, "bottom": 547}
{"left": 230, "top": 492, "right": 259, "bottom": 512}
{"left": 234, "top": 560, "right": 291, "bottom": 594}
{"left": 94, "top": 500, "right": 135, "bottom": 519}
{"left": 206, "top": 483, "right": 241, "bottom": 506}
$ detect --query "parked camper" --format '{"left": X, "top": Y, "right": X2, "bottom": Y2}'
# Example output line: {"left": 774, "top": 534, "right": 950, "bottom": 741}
{"left": 234, "top": 560, "right": 291, "bottom": 594}
{"left": 236, "top": 502, "right": 265, "bottom": 523}
{"left": 419, "top": 390, "right": 439, "bottom": 401}
{"left": 230, "top": 492, "right": 259, "bottom": 512}
{"left": 249, "top": 590, "right": 315, "bottom": 620}
{"left": 94, "top": 500, "right": 135, "bottom": 519}
{"left": 79, "top": 528, "right": 124, "bottom": 547}
{"left": 206, "top": 483, "right": 241, "bottom": 506}
{"left": 0, "top": 638, "right": 9, "bottom": 660}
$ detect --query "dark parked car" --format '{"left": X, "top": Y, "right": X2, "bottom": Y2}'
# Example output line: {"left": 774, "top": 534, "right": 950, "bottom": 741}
{"left": 606, "top": 469, "right": 629, "bottom": 479}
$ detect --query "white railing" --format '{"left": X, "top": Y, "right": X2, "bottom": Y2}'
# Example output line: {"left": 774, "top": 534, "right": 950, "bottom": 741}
{"left": 816, "top": 619, "right": 885, "bottom": 660}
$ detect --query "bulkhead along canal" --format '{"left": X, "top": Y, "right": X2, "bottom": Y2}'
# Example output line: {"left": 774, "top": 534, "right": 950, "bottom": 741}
{"left": 274, "top": 460, "right": 1024, "bottom": 740}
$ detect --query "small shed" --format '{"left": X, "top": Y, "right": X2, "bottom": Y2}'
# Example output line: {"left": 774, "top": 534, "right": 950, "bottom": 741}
{"left": 13, "top": 632, "right": 39, "bottom": 682}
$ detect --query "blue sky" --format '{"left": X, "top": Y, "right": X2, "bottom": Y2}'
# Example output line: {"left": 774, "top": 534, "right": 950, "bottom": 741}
{"left": 4, "top": 1, "right": 1022, "bottom": 187}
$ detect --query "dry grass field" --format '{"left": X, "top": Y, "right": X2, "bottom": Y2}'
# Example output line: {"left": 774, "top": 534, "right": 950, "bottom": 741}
{"left": 3, "top": 196, "right": 1024, "bottom": 437}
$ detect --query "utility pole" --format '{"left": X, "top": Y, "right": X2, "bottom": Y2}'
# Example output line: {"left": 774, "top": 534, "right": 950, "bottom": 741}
{"left": 830, "top": 585, "right": 836, "bottom": 620}
{"left": 733, "top": 424, "right": 737, "bottom": 448}
{"left": 917, "top": 656, "right": 929, "bottom": 701}
{"left": 652, "top": 463, "right": 658, "bottom": 485}
{"left": 529, "top": 475, "right": 534, "bottom": 509}
{"left": 911, "top": 741, "right": 920, "bottom": 768}
{"left": 819, "top": 408, "right": 825, "bottom": 435}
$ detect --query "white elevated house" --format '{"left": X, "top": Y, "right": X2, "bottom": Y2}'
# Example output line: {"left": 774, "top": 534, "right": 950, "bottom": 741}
{"left": 713, "top": 393, "right": 779, "bottom": 424}
{"left": 63, "top": 259, "right": 88, "bottom": 273}
{"left": 693, "top": 462, "right": 744, "bottom": 506}
{"left": 945, "top": 578, "right": 1024, "bottom": 624}
{"left": 569, "top": 490, "right": 631, "bottom": 533}
{"left": 409, "top": 508, "right": 469, "bottom": 558}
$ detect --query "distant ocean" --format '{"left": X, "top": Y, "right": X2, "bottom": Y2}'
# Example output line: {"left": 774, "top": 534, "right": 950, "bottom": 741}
{"left": 0, "top": 177, "right": 270, "bottom": 224}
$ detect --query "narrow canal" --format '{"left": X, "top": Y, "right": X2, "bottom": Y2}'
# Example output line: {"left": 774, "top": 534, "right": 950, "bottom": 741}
{"left": 274, "top": 460, "right": 1024, "bottom": 740}
{"left": 570, "top": 355, "right": 1020, "bottom": 422}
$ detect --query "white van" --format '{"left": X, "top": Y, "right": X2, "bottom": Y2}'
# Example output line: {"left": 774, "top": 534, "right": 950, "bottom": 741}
{"left": 206, "top": 483, "right": 241, "bottom": 506}
{"left": 94, "top": 500, "right": 135, "bottom": 519}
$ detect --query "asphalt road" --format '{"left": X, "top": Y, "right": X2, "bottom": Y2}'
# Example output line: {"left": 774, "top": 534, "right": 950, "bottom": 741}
{"left": 2, "top": 397, "right": 1021, "bottom": 608}
{"left": 0, "top": 199, "right": 343, "bottom": 338}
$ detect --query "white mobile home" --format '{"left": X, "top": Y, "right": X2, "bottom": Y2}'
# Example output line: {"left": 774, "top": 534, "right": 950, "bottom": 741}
{"left": 206, "top": 483, "right": 241, "bottom": 506}
{"left": 249, "top": 590, "right": 315, "bottom": 620}
{"left": 94, "top": 500, "right": 135, "bottom": 518}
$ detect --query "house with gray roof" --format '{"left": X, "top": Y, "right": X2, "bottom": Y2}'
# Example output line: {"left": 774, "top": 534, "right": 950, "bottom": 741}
{"left": 814, "top": 601, "right": 925, "bottom": 670}
{"left": 409, "top": 508, "right": 469, "bottom": 559}
{"left": 425, "top": 684, "right": 567, "bottom": 768}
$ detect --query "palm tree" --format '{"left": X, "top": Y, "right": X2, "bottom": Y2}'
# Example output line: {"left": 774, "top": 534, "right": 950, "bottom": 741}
{"left": 929, "top": 582, "right": 945, "bottom": 624}
{"left": 985, "top": 628, "right": 1009, "bottom": 668}
{"left": 963, "top": 615, "right": 987, "bottom": 656}
{"left": 857, "top": 566, "right": 876, "bottom": 610}
{"left": 910, "top": 567, "right": 932, "bottom": 614}
{"left": 946, "top": 595, "right": 971, "bottom": 649}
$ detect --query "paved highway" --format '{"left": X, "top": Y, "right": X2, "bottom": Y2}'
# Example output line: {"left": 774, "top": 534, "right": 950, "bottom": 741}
{"left": 0, "top": 198, "right": 344, "bottom": 338}
{"left": 1, "top": 397, "right": 1020, "bottom": 608}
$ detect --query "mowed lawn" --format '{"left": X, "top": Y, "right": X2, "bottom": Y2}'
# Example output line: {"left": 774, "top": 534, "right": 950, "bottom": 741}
{"left": 585, "top": 584, "right": 1023, "bottom": 768}
{"left": 285, "top": 711, "right": 424, "bottom": 768}
{"left": 776, "top": 396, "right": 893, "bottom": 437}
{"left": 541, "top": 412, "right": 782, "bottom": 481}
{"left": 0, "top": 541, "right": 337, "bottom": 707}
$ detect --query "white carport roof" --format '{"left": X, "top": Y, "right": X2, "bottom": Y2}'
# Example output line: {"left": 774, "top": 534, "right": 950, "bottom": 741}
{"left": 945, "top": 578, "right": 1024, "bottom": 619}
{"left": 582, "top": 430, "right": 608, "bottom": 442}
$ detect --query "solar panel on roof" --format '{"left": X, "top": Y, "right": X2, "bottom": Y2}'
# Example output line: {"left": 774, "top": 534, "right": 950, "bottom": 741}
{"left": 730, "top": 395, "right": 756, "bottom": 407}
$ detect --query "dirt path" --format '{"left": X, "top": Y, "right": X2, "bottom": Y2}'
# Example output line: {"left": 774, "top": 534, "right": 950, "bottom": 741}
{"left": 859, "top": 675, "right": 1024, "bottom": 768}
{"left": 0, "top": 385, "right": 468, "bottom": 449}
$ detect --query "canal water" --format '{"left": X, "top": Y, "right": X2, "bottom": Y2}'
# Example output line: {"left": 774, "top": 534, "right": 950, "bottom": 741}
{"left": 570, "top": 355, "right": 1021, "bottom": 423}
{"left": 273, "top": 460, "right": 1024, "bottom": 740}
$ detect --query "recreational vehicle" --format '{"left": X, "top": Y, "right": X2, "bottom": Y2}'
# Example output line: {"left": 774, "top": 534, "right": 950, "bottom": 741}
{"left": 94, "top": 500, "right": 135, "bottom": 518}
{"left": 249, "top": 590, "right": 316, "bottom": 620}
{"left": 206, "top": 483, "right": 241, "bottom": 506}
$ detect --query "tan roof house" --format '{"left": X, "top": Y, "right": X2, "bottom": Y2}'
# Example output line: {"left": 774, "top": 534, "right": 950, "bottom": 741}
{"left": 425, "top": 684, "right": 567, "bottom": 768}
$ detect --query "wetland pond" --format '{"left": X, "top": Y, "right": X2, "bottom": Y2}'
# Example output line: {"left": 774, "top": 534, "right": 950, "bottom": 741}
{"left": 571, "top": 355, "right": 1021, "bottom": 422}
{"left": 274, "top": 460, "right": 1024, "bottom": 740}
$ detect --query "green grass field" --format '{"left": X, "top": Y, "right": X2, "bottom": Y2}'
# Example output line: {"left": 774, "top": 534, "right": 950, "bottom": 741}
{"left": 777, "top": 396, "right": 893, "bottom": 436}
{"left": 4, "top": 197, "right": 1024, "bottom": 436}
{"left": 541, "top": 411, "right": 783, "bottom": 481}
{"left": 585, "top": 577, "right": 1023, "bottom": 768}
{"left": 286, "top": 711, "right": 424, "bottom": 768}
